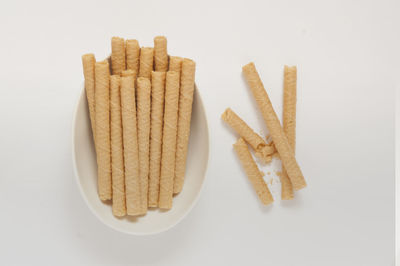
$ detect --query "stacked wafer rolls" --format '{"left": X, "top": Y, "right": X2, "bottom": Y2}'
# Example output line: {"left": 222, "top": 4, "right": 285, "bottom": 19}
{"left": 82, "top": 36, "right": 197, "bottom": 217}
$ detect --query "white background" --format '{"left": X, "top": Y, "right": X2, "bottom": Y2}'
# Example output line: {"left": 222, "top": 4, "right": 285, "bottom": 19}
{"left": 0, "top": 0, "right": 397, "bottom": 265}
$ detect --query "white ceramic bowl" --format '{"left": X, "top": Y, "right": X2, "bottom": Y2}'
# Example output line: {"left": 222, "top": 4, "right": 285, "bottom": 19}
{"left": 72, "top": 83, "right": 209, "bottom": 235}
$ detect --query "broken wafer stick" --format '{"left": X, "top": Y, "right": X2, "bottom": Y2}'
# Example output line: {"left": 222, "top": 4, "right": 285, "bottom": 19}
{"left": 233, "top": 138, "right": 274, "bottom": 205}
{"left": 95, "top": 60, "right": 112, "bottom": 200}
{"left": 111, "top": 37, "right": 126, "bottom": 75}
{"left": 221, "top": 108, "right": 274, "bottom": 164}
{"left": 154, "top": 36, "right": 168, "bottom": 71}
{"left": 82, "top": 53, "right": 96, "bottom": 141}
{"left": 159, "top": 71, "right": 180, "bottom": 209}
{"left": 280, "top": 66, "right": 297, "bottom": 200}
{"left": 137, "top": 77, "right": 151, "bottom": 213}
{"left": 138, "top": 47, "right": 154, "bottom": 79}
{"left": 126, "top": 39, "right": 140, "bottom": 74}
{"left": 242, "top": 62, "right": 306, "bottom": 190}
{"left": 168, "top": 56, "right": 182, "bottom": 72}
{"left": 148, "top": 71, "right": 166, "bottom": 207}
{"left": 174, "top": 59, "right": 196, "bottom": 194}
{"left": 121, "top": 76, "right": 142, "bottom": 215}
{"left": 110, "top": 75, "right": 126, "bottom": 216}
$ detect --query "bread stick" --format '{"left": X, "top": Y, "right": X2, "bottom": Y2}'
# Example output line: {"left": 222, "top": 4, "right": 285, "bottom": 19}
{"left": 280, "top": 66, "right": 297, "bottom": 200}
{"left": 110, "top": 75, "right": 126, "bottom": 216}
{"left": 174, "top": 59, "right": 196, "bottom": 194}
{"left": 136, "top": 77, "right": 151, "bottom": 213}
{"left": 111, "top": 37, "right": 126, "bottom": 75}
{"left": 82, "top": 53, "right": 96, "bottom": 141}
{"left": 221, "top": 108, "right": 275, "bottom": 163}
{"left": 95, "top": 60, "right": 112, "bottom": 200}
{"left": 126, "top": 39, "right": 140, "bottom": 74}
{"left": 242, "top": 62, "right": 306, "bottom": 190}
{"left": 148, "top": 71, "right": 166, "bottom": 207}
{"left": 138, "top": 47, "right": 154, "bottom": 79}
{"left": 168, "top": 56, "right": 182, "bottom": 72}
{"left": 233, "top": 138, "right": 274, "bottom": 205}
{"left": 154, "top": 36, "right": 168, "bottom": 71}
{"left": 159, "top": 71, "right": 180, "bottom": 209}
{"left": 121, "top": 76, "right": 142, "bottom": 215}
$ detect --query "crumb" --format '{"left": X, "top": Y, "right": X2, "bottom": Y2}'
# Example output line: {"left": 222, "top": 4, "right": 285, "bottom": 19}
{"left": 275, "top": 171, "right": 282, "bottom": 177}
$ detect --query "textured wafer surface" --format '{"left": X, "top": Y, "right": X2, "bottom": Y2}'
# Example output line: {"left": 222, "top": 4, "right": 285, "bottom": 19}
{"left": 137, "top": 77, "right": 151, "bottom": 213}
{"left": 148, "top": 71, "right": 166, "bottom": 207}
{"left": 159, "top": 71, "right": 180, "bottom": 209}
{"left": 126, "top": 39, "right": 140, "bottom": 74}
{"left": 221, "top": 108, "right": 275, "bottom": 163}
{"left": 154, "top": 36, "right": 168, "bottom": 71}
{"left": 111, "top": 37, "right": 126, "bottom": 75}
{"left": 121, "top": 76, "right": 142, "bottom": 215}
{"left": 95, "top": 61, "right": 112, "bottom": 200}
{"left": 138, "top": 47, "right": 154, "bottom": 79}
{"left": 233, "top": 138, "right": 274, "bottom": 205}
{"left": 168, "top": 56, "right": 182, "bottom": 72}
{"left": 242, "top": 62, "right": 306, "bottom": 190}
{"left": 82, "top": 53, "right": 96, "bottom": 141}
{"left": 110, "top": 75, "right": 126, "bottom": 216}
{"left": 174, "top": 59, "right": 196, "bottom": 194}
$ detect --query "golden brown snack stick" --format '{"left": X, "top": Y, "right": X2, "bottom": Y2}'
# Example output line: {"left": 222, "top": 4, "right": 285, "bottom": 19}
{"left": 233, "top": 138, "right": 274, "bottom": 205}
{"left": 154, "top": 36, "right": 168, "bottom": 71}
{"left": 242, "top": 62, "right": 306, "bottom": 190}
{"left": 121, "top": 76, "right": 142, "bottom": 215}
{"left": 121, "top": 69, "right": 135, "bottom": 77}
{"left": 174, "top": 59, "right": 196, "bottom": 194}
{"left": 82, "top": 53, "right": 96, "bottom": 141}
{"left": 280, "top": 66, "right": 297, "bottom": 200}
{"left": 168, "top": 56, "right": 182, "bottom": 72}
{"left": 221, "top": 108, "right": 275, "bottom": 163}
{"left": 136, "top": 77, "right": 151, "bottom": 213}
{"left": 111, "top": 37, "right": 126, "bottom": 75}
{"left": 148, "top": 71, "right": 166, "bottom": 207}
{"left": 110, "top": 75, "right": 126, "bottom": 216}
{"left": 95, "top": 60, "right": 112, "bottom": 200}
{"left": 126, "top": 39, "right": 140, "bottom": 74}
{"left": 159, "top": 71, "right": 180, "bottom": 209}
{"left": 138, "top": 47, "right": 154, "bottom": 79}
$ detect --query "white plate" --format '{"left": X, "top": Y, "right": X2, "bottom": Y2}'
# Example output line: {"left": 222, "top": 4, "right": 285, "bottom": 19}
{"left": 72, "top": 83, "right": 209, "bottom": 235}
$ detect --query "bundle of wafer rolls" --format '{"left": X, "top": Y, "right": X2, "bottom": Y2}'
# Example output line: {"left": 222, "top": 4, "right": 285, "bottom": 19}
{"left": 222, "top": 63, "right": 306, "bottom": 205}
{"left": 81, "top": 36, "right": 196, "bottom": 217}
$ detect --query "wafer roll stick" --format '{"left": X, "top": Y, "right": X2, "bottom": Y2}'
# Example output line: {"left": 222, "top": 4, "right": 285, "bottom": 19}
{"left": 242, "top": 62, "right": 306, "bottom": 190}
{"left": 136, "top": 77, "right": 151, "bottom": 213}
{"left": 110, "top": 75, "right": 126, "bottom": 216}
{"left": 95, "top": 61, "right": 112, "bottom": 200}
{"left": 82, "top": 53, "right": 96, "bottom": 141}
{"left": 126, "top": 39, "right": 140, "bottom": 74}
{"left": 154, "top": 36, "right": 168, "bottom": 71}
{"left": 159, "top": 71, "right": 180, "bottom": 209}
{"left": 233, "top": 138, "right": 274, "bottom": 205}
{"left": 148, "top": 71, "right": 166, "bottom": 207}
{"left": 111, "top": 37, "right": 126, "bottom": 75}
{"left": 280, "top": 66, "right": 297, "bottom": 200}
{"left": 121, "top": 76, "right": 142, "bottom": 215}
{"left": 221, "top": 108, "right": 275, "bottom": 163}
{"left": 138, "top": 47, "right": 154, "bottom": 79}
{"left": 168, "top": 56, "right": 182, "bottom": 72}
{"left": 174, "top": 59, "right": 195, "bottom": 194}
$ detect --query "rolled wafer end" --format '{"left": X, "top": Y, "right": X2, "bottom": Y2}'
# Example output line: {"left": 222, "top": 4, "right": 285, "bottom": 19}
{"left": 279, "top": 171, "right": 294, "bottom": 200}
{"left": 233, "top": 138, "right": 274, "bottom": 206}
{"left": 111, "top": 37, "right": 126, "bottom": 75}
{"left": 168, "top": 56, "right": 183, "bottom": 72}
{"left": 154, "top": 36, "right": 168, "bottom": 72}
